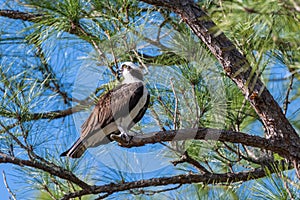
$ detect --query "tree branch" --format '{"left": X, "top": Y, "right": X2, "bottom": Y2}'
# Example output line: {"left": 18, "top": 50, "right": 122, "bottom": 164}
{"left": 2, "top": 171, "right": 16, "bottom": 200}
{"left": 0, "top": 104, "right": 86, "bottom": 122}
{"left": 0, "top": 152, "right": 91, "bottom": 190}
{"left": 0, "top": 9, "right": 41, "bottom": 21}
{"left": 0, "top": 9, "right": 99, "bottom": 41}
{"left": 283, "top": 74, "right": 294, "bottom": 115}
{"left": 61, "top": 167, "right": 275, "bottom": 199}
{"left": 112, "top": 127, "right": 295, "bottom": 159}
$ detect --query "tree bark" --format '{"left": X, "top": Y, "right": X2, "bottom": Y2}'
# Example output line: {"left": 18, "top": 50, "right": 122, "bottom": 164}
{"left": 139, "top": 0, "right": 300, "bottom": 161}
{"left": 61, "top": 166, "right": 277, "bottom": 200}
{"left": 112, "top": 127, "right": 292, "bottom": 159}
{"left": 0, "top": 10, "right": 41, "bottom": 21}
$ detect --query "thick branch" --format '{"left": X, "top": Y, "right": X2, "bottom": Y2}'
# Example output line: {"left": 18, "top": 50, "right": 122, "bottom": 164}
{"left": 61, "top": 167, "right": 272, "bottom": 199}
{"left": 112, "top": 128, "right": 294, "bottom": 159}
{"left": 0, "top": 10, "right": 41, "bottom": 21}
{"left": 0, "top": 153, "right": 91, "bottom": 190}
{"left": 139, "top": 0, "right": 300, "bottom": 161}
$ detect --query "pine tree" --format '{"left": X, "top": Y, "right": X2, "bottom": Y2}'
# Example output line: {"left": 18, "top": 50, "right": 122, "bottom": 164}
{"left": 0, "top": 0, "right": 299, "bottom": 199}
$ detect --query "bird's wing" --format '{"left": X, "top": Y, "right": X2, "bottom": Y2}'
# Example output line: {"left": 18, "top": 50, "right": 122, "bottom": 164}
{"left": 80, "top": 81, "right": 146, "bottom": 139}
{"left": 60, "top": 82, "right": 148, "bottom": 158}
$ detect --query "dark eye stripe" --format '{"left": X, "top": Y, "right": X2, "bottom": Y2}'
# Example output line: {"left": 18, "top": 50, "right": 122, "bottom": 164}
{"left": 122, "top": 65, "right": 131, "bottom": 70}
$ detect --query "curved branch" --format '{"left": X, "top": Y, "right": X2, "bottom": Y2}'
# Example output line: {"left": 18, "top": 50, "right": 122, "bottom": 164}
{"left": 112, "top": 127, "right": 293, "bottom": 159}
{"left": 61, "top": 167, "right": 273, "bottom": 199}
{"left": 0, "top": 152, "right": 91, "bottom": 190}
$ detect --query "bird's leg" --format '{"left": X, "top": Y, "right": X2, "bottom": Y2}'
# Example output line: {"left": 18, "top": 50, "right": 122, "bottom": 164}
{"left": 126, "top": 130, "right": 139, "bottom": 136}
{"left": 117, "top": 126, "right": 132, "bottom": 142}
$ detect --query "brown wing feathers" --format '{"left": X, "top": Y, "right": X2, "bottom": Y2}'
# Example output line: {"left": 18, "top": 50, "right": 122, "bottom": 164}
{"left": 60, "top": 82, "right": 148, "bottom": 158}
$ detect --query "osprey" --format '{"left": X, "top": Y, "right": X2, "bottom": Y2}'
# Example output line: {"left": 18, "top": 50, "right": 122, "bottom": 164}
{"left": 61, "top": 62, "right": 150, "bottom": 158}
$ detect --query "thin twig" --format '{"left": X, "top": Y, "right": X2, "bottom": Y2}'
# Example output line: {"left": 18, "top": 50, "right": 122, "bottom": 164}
{"left": 280, "top": 172, "right": 295, "bottom": 200}
{"left": 223, "top": 142, "right": 261, "bottom": 165}
{"left": 158, "top": 141, "right": 183, "bottom": 157}
{"left": 129, "top": 184, "right": 182, "bottom": 196}
{"left": 42, "top": 185, "right": 57, "bottom": 200}
{"left": 236, "top": 98, "right": 248, "bottom": 131}
{"left": 77, "top": 25, "right": 119, "bottom": 79}
{"left": 156, "top": 95, "right": 174, "bottom": 121}
{"left": 191, "top": 84, "right": 200, "bottom": 128}
{"left": 283, "top": 74, "right": 294, "bottom": 115}
{"left": 242, "top": 144, "right": 259, "bottom": 162}
{"left": 292, "top": 159, "right": 300, "bottom": 179}
{"left": 171, "top": 151, "right": 210, "bottom": 173}
{"left": 204, "top": 159, "right": 214, "bottom": 173}
{"left": 2, "top": 171, "right": 17, "bottom": 200}
{"left": 149, "top": 108, "right": 166, "bottom": 131}
{"left": 215, "top": 147, "right": 240, "bottom": 164}
{"left": 132, "top": 50, "right": 149, "bottom": 75}
{"left": 170, "top": 78, "right": 179, "bottom": 130}
{"left": 35, "top": 45, "right": 71, "bottom": 104}
{"left": 284, "top": 174, "right": 300, "bottom": 190}
{"left": 0, "top": 122, "right": 18, "bottom": 134}
{"left": 105, "top": 31, "right": 120, "bottom": 80}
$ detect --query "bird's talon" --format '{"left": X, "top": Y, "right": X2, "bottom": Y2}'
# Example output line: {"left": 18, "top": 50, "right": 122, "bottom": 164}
{"left": 126, "top": 135, "right": 133, "bottom": 144}
{"left": 120, "top": 133, "right": 127, "bottom": 141}
{"left": 110, "top": 134, "right": 118, "bottom": 140}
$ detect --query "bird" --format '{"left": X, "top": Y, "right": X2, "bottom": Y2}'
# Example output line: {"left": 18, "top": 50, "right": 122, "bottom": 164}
{"left": 60, "top": 62, "right": 150, "bottom": 158}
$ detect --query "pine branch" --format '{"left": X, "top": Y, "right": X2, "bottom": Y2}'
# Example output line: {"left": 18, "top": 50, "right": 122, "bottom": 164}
{"left": 283, "top": 74, "right": 294, "bottom": 115}
{"left": 0, "top": 152, "right": 91, "bottom": 190}
{"left": 0, "top": 9, "right": 42, "bottom": 21}
{"left": 2, "top": 171, "right": 16, "bottom": 200}
{"left": 0, "top": 104, "right": 86, "bottom": 121}
{"left": 60, "top": 166, "right": 279, "bottom": 199}
{"left": 112, "top": 128, "right": 297, "bottom": 160}
{"left": 0, "top": 9, "right": 98, "bottom": 41}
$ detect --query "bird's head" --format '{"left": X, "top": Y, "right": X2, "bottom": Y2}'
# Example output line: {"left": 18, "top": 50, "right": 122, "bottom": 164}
{"left": 120, "top": 62, "right": 144, "bottom": 83}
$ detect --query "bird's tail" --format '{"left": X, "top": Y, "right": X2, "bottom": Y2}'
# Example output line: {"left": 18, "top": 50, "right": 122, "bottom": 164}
{"left": 60, "top": 138, "right": 87, "bottom": 158}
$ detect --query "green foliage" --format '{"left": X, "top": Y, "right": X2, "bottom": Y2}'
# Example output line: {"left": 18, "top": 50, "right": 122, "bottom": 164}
{"left": 205, "top": 0, "right": 300, "bottom": 73}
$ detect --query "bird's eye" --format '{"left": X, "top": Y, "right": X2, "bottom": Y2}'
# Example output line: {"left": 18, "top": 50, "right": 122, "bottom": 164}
{"left": 122, "top": 65, "right": 131, "bottom": 70}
